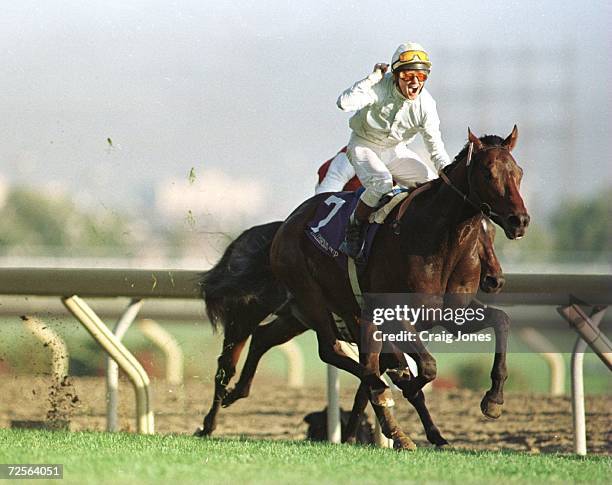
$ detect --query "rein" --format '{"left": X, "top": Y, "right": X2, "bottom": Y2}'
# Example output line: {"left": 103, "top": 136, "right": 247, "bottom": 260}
{"left": 390, "top": 143, "right": 507, "bottom": 233}
{"left": 438, "top": 143, "right": 507, "bottom": 219}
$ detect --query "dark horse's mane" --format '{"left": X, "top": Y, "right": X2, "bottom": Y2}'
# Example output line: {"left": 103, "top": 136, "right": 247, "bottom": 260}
{"left": 440, "top": 134, "right": 505, "bottom": 176}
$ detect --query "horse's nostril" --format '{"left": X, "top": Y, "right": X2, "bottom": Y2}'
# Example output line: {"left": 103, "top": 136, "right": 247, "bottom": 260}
{"left": 521, "top": 214, "right": 531, "bottom": 227}
{"left": 485, "top": 276, "right": 498, "bottom": 287}
{"left": 507, "top": 215, "right": 521, "bottom": 228}
{"left": 508, "top": 213, "right": 530, "bottom": 229}
{"left": 484, "top": 275, "right": 505, "bottom": 290}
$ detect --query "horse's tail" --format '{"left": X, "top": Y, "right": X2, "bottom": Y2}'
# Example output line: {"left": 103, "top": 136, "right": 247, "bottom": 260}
{"left": 200, "top": 221, "right": 284, "bottom": 332}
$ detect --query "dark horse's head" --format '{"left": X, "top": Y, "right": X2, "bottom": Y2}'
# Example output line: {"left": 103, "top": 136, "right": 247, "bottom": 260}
{"left": 465, "top": 126, "right": 530, "bottom": 239}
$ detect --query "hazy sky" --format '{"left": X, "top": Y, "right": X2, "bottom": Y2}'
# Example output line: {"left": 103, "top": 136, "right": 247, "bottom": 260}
{"left": 0, "top": 0, "right": 609, "bottom": 228}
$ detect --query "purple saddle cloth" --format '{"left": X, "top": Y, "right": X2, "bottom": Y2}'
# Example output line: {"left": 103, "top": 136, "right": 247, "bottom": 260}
{"left": 305, "top": 189, "right": 380, "bottom": 269}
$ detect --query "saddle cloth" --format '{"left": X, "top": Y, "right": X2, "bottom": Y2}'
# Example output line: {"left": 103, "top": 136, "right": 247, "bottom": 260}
{"left": 305, "top": 188, "right": 408, "bottom": 270}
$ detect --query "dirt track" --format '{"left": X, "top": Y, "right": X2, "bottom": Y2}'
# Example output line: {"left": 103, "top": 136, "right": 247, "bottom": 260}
{"left": 1, "top": 376, "right": 609, "bottom": 454}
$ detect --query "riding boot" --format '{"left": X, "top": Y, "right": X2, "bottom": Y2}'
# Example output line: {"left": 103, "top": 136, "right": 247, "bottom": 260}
{"left": 340, "top": 200, "right": 375, "bottom": 260}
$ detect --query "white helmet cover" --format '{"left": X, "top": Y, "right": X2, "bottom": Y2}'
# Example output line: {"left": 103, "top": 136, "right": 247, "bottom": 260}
{"left": 391, "top": 42, "right": 432, "bottom": 72}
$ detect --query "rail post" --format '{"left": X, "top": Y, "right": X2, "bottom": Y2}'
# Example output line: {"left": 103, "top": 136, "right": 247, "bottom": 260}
{"left": 106, "top": 299, "right": 144, "bottom": 431}
{"left": 517, "top": 327, "right": 565, "bottom": 395}
{"left": 62, "top": 295, "right": 154, "bottom": 434}
{"left": 558, "top": 303, "right": 608, "bottom": 455}
{"left": 137, "top": 318, "right": 184, "bottom": 385}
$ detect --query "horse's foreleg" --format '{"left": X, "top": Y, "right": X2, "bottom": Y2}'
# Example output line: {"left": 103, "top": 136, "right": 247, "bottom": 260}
{"left": 344, "top": 351, "right": 393, "bottom": 444}
{"left": 480, "top": 306, "right": 510, "bottom": 419}
{"left": 343, "top": 381, "right": 369, "bottom": 444}
{"left": 312, "top": 324, "right": 414, "bottom": 448}
{"left": 448, "top": 302, "right": 509, "bottom": 419}
{"left": 222, "top": 314, "right": 306, "bottom": 407}
{"left": 396, "top": 339, "right": 438, "bottom": 400}
{"left": 388, "top": 368, "right": 449, "bottom": 446}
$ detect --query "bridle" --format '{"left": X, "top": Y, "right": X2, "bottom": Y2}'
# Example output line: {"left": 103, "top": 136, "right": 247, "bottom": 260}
{"left": 390, "top": 142, "right": 508, "bottom": 234}
{"left": 438, "top": 143, "right": 508, "bottom": 220}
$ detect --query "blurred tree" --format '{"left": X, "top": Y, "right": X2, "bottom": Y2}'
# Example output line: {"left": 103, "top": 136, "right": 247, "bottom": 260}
{"left": 550, "top": 189, "right": 611, "bottom": 262}
{"left": 0, "top": 187, "right": 134, "bottom": 256}
{"left": 494, "top": 220, "right": 553, "bottom": 262}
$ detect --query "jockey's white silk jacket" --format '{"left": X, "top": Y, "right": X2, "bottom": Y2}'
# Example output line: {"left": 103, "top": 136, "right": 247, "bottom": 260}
{"left": 337, "top": 71, "right": 451, "bottom": 170}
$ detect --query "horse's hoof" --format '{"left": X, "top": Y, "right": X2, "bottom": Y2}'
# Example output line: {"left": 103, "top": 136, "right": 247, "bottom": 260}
{"left": 195, "top": 419, "right": 215, "bottom": 437}
{"left": 428, "top": 434, "right": 450, "bottom": 447}
{"left": 193, "top": 427, "right": 209, "bottom": 437}
{"left": 480, "top": 394, "right": 503, "bottom": 419}
{"left": 221, "top": 394, "right": 236, "bottom": 408}
{"left": 344, "top": 435, "right": 357, "bottom": 445}
{"left": 425, "top": 426, "right": 449, "bottom": 447}
{"left": 221, "top": 388, "right": 249, "bottom": 408}
{"left": 393, "top": 435, "right": 417, "bottom": 451}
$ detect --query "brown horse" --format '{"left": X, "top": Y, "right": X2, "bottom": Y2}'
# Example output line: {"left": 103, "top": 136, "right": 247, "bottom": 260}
{"left": 196, "top": 194, "right": 504, "bottom": 438}
{"left": 269, "top": 127, "right": 529, "bottom": 449}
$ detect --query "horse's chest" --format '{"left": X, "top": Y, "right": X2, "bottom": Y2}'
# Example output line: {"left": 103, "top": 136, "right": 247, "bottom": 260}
{"left": 404, "top": 257, "right": 444, "bottom": 292}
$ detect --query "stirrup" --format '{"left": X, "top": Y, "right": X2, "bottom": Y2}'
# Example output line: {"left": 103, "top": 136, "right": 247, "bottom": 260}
{"left": 340, "top": 221, "right": 367, "bottom": 260}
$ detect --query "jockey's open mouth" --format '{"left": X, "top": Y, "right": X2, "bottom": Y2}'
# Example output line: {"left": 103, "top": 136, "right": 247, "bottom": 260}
{"left": 406, "top": 83, "right": 420, "bottom": 99}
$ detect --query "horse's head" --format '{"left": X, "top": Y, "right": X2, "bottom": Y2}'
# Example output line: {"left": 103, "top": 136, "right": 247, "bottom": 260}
{"left": 467, "top": 126, "right": 530, "bottom": 239}
{"left": 478, "top": 217, "right": 504, "bottom": 293}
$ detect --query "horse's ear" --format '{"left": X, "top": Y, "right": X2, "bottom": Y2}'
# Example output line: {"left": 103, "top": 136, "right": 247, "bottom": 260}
{"left": 467, "top": 127, "right": 484, "bottom": 151}
{"left": 502, "top": 125, "right": 519, "bottom": 151}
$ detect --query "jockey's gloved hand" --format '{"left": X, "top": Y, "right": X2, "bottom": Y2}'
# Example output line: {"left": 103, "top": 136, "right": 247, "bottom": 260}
{"left": 373, "top": 63, "right": 389, "bottom": 75}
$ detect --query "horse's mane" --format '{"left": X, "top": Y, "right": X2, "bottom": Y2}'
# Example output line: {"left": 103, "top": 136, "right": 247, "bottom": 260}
{"left": 440, "top": 134, "right": 505, "bottom": 176}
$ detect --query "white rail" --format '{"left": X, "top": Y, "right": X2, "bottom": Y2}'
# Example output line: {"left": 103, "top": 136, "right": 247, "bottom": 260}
{"left": 62, "top": 295, "right": 154, "bottom": 434}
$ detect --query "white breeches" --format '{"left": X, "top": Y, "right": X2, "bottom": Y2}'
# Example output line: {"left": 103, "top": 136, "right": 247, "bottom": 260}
{"left": 348, "top": 134, "right": 437, "bottom": 207}
{"left": 314, "top": 151, "right": 355, "bottom": 194}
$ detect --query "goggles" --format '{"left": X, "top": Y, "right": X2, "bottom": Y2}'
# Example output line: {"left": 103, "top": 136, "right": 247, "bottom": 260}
{"left": 398, "top": 70, "right": 428, "bottom": 82}
{"left": 398, "top": 50, "right": 430, "bottom": 63}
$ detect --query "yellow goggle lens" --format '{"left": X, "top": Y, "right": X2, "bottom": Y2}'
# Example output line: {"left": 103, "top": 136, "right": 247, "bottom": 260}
{"left": 398, "top": 50, "right": 430, "bottom": 63}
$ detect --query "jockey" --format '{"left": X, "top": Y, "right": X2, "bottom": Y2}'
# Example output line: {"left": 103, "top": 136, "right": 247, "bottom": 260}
{"left": 335, "top": 42, "right": 451, "bottom": 259}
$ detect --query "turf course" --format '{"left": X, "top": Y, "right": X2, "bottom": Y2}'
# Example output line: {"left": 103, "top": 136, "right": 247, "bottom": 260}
{"left": 1, "top": 429, "right": 609, "bottom": 484}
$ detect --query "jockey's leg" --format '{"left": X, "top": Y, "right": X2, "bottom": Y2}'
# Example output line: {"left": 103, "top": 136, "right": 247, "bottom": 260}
{"left": 315, "top": 152, "right": 355, "bottom": 194}
{"left": 340, "top": 138, "right": 392, "bottom": 259}
{"left": 386, "top": 144, "right": 437, "bottom": 188}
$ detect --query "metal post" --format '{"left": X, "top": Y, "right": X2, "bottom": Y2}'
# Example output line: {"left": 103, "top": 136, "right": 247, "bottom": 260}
{"left": 561, "top": 305, "right": 611, "bottom": 370}
{"left": 571, "top": 336, "right": 587, "bottom": 456}
{"left": 517, "top": 327, "right": 565, "bottom": 395}
{"left": 326, "top": 364, "right": 341, "bottom": 444}
{"left": 137, "top": 318, "right": 184, "bottom": 385}
{"left": 62, "top": 295, "right": 154, "bottom": 434}
{"left": 559, "top": 304, "right": 607, "bottom": 455}
{"left": 106, "top": 299, "right": 144, "bottom": 431}
{"left": 278, "top": 340, "right": 304, "bottom": 388}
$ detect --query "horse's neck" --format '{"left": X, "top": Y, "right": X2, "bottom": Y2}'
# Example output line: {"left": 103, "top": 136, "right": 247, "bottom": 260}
{"left": 415, "top": 161, "right": 479, "bottom": 233}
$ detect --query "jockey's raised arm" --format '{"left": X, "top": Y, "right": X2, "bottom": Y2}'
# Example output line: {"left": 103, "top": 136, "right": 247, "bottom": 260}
{"left": 336, "top": 65, "right": 386, "bottom": 112}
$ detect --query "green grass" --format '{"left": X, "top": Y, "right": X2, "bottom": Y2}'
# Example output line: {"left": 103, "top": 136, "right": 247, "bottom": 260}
{"left": 1, "top": 429, "right": 610, "bottom": 484}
